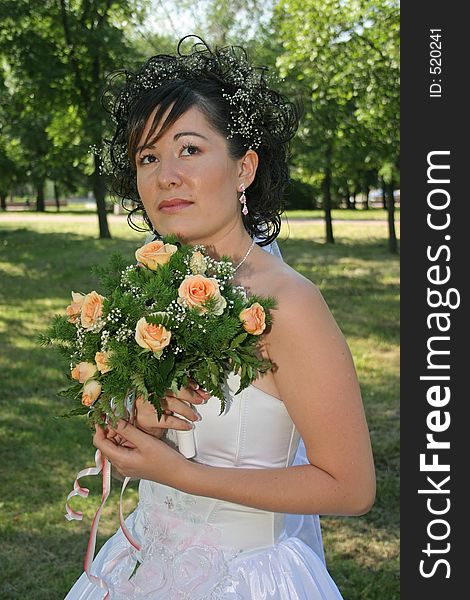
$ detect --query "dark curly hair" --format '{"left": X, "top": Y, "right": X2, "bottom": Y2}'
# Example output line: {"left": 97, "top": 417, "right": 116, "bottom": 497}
{"left": 102, "top": 35, "right": 300, "bottom": 246}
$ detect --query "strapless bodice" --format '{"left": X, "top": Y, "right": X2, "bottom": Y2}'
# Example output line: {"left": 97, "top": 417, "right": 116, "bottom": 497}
{"left": 193, "top": 372, "right": 300, "bottom": 469}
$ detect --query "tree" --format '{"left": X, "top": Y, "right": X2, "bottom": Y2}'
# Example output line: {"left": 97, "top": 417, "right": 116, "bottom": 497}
{"left": 0, "top": 145, "right": 16, "bottom": 210}
{"left": 201, "top": 0, "right": 273, "bottom": 46}
{"left": 0, "top": 68, "right": 16, "bottom": 209}
{"left": 352, "top": 0, "right": 400, "bottom": 252}
{"left": 273, "top": 0, "right": 399, "bottom": 247}
{"left": 0, "top": 0, "right": 147, "bottom": 236}
{"left": 1, "top": 2, "right": 72, "bottom": 210}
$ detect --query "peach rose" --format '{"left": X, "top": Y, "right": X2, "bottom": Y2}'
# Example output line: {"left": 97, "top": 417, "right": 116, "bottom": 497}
{"left": 71, "top": 361, "right": 97, "bottom": 383}
{"left": 80, "top": 291, "right": 105, "bottom": 330}
{"left": 239, "top": 302, "right": 266, "bottom": 335}
{"left": 189, "top": 251, "right": 207, "bottom": 275}
{"left": 135, "top": 240, "right": 178, "bottom": 270}
{"left": 95, "top": 351, "right": 113, "bottom": 374}
{"left": 178, "top": 275, "right": 227, "bottom": 315}
{"left": 82, "top": 380, "right": 102, "bottom": 407}
{"left": 135, "top": 317, "right": 171, "bottom": 357}
{"left": 66, "top": 291, "right": 85, "bottom": 324}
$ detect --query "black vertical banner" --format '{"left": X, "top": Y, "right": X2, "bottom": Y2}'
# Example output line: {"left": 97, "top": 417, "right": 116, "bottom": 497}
{"left": 401, "top": 3, "right": 467, "bottom": 598}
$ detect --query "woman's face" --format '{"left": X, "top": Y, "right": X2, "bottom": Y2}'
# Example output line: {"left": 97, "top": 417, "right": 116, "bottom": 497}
{"left": 135, "top": 105, "right": 244, "bottom": 246}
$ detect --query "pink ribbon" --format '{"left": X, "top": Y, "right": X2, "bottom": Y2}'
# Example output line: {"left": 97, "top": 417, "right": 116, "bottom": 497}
{"left": 66, "top": 396, "right": 141, "bottom": 596}
{"left": 65, "top": 449, "right": 106, "bottom": 521}
{"left": 119, "top": 476, "right": 141, "bottom": 551}
{"left": 65, "top": 450, "right": 141, "bottom": 597}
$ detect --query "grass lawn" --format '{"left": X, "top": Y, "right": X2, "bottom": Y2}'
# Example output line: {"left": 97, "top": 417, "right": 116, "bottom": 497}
{"left": 0, "top": 214, "right": 399, "bottom": 599}
{"left": 284, "top": 207, "right": 400, "bottom": 221}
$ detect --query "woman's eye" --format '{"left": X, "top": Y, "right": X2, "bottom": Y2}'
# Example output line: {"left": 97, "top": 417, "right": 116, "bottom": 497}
{"left": 181, "top": 143, "right": 199, "bottom": 156}
{"left": 139, "top": 154, "right": 157, "bottom": 165}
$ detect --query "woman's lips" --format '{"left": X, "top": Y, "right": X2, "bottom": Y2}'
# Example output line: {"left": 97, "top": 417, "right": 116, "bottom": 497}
{"left": 158, "top": 200, "right": 193, "bottom": 214}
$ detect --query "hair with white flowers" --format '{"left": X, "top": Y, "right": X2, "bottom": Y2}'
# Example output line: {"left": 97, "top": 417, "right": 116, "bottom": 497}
{"left": 102, "top": 35, "right": 301, "bottom": 246}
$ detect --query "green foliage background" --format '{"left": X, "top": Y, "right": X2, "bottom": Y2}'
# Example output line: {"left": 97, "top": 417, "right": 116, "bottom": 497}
{"left": 0, "top": 0, "right": 399, "bottom": 243}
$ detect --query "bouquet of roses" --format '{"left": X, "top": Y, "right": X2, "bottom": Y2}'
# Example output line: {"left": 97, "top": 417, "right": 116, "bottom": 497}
{"left": 40, "top": 236, "right": 276, "bottom": 431}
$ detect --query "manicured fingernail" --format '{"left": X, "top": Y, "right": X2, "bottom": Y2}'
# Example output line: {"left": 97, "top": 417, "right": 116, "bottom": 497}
{"left": 192, "top": 410, "right": 202, "bottom": 421}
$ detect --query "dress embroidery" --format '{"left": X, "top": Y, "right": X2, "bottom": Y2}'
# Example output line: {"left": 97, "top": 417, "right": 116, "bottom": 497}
{"left": 163, "top": 496, "right": 174, "bottom": 510}
{"left": 107, "top": 489, "right": 241, "bottom": 599}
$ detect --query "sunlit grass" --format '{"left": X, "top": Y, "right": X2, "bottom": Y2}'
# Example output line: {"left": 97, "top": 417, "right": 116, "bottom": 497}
{"left": 0, "top": 215, "right": 399, "bottom": 599}
{"left": 284, "top": 207, "right": 400, "bottom": 221}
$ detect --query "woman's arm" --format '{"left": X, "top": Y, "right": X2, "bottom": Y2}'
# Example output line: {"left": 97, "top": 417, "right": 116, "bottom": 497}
{"left": 94, "top": 277, "right": 375, "bottom": 516}
{"left": 187, "top": 278, "right": 375, "bottom": 515}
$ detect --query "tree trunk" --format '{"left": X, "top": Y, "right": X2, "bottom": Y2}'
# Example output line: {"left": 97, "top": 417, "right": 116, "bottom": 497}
{"left": 93, "top": 154, "right": 111, "bottom": 239}
{"left": 364, "top": 186, "right": 370, "bottom": 210}
{"left": 0, "top": 191, "right": 7, "bottom": 211}
{"left": 322, "top": 146, "right": 334, "bottom": 243}
{"left": 352, "top": 190, "right": 357, "bottom": 209}
{"left": 36, "top": 180, "right": 45, "bottom": 212}
{"left": 54, "top": 182, "right": 61, "bottom": 211}
{"left": 380, "top": 176, "right": 387, "bottom": 209}
{"left": 386, "top": 180, "right": 397, "bottom": 254}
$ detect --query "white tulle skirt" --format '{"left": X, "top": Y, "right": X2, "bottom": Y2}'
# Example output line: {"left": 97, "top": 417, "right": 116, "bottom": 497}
{"left": 65, "top": 511, "right": 342, "bottom": 600}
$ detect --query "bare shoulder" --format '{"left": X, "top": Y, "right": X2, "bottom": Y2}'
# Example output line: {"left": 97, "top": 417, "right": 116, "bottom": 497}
{"left": 246, "top": 249, "right": 340, "bottom": 353}
{"left": 248, "top": 247, "right": 320, "bottom": 298}
{"left": 274, "top": 265, "right": 323, "bottom": 309}
{"left": 237, "top": 250, "right": 334, "bottom": 398}
{"left": 254, "top": 251, "right": 329, "bottom": 321}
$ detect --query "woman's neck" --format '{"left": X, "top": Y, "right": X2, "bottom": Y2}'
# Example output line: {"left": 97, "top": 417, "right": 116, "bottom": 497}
{"left": 185, "top": 221, "right": 254, "bottom": 268}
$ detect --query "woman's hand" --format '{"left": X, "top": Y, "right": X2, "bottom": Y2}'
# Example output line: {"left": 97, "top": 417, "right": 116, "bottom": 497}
{"left": 93, "top": 420, "right": 192, "bottom": 487}
{"left": 134, "top": 381, "right": 211, "bottom": 438}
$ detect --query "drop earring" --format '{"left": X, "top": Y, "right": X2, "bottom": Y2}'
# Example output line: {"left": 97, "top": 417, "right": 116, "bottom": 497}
{"left": 239, "top": 183, "right": 248, "bottom": 216}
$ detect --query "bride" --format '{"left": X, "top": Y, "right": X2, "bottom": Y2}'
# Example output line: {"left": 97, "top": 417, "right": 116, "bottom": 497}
{"left": 65, "top": 36, "right": 375, "bottom": 599}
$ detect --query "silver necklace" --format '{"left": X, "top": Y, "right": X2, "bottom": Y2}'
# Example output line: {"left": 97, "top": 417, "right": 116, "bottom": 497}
{"left": 233, "top": 239, "right": 256, "bottom": 274}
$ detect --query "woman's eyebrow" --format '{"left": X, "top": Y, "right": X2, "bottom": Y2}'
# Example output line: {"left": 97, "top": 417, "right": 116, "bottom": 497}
{"left": 173, "top": 131, "right": 209, "bottom": 141}
{"left": 136, "top": 131, "right": 209, "bottom": 154}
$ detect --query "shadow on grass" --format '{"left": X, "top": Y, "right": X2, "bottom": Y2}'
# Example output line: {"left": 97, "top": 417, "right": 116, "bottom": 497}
{"left": 0, "top": 395, "right": 95, "bottom": 505}
{"left": 0, "top": 527, "right": 112, "bottom": 599}
{"left": 0, "top": 321, "right": 72, "bottom": 400}
{"left": 0, "top": 228, "right": 140, "bottom": 304}
{"left": 329, "top": 557, "right": 400, "bottom": 600}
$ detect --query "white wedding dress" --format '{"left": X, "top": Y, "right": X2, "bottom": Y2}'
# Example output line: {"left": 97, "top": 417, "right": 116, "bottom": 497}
{"left": 65, "top": 373, "right": 343, "bottom": 599}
